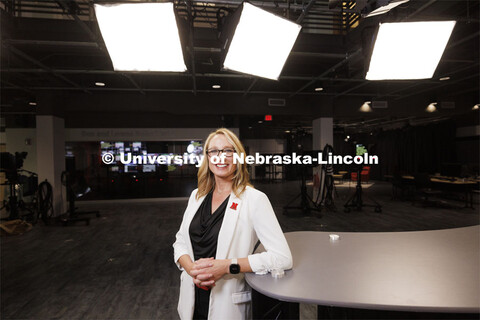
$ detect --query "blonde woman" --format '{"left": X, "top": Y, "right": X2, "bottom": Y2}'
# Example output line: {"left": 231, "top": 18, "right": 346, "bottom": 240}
{"left": 173, "top": 128, "right": 292, "bottom": 320}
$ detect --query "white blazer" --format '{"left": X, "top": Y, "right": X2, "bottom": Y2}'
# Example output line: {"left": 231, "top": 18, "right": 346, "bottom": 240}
{"left": 173, "top": 186, "right": 293, "bottom": 320}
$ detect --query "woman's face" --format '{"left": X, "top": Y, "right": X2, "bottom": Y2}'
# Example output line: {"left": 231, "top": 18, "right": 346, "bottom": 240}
{"left": 207, "top": 134, "right": 237, "bottom": 180}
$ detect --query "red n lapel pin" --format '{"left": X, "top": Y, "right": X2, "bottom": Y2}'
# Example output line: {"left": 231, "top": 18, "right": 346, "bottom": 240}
{"left": 230, "top": 202, "right": 238, "bottom": 210}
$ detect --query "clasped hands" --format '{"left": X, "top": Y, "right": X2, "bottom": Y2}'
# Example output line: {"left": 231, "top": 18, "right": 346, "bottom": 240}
{"left": 187, "top": 257, "right": 229, "bottom": 288}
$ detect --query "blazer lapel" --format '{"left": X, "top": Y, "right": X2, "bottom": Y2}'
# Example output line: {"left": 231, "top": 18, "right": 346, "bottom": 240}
{"left": 216, "top": 191, "right": 242, "bottom": 259}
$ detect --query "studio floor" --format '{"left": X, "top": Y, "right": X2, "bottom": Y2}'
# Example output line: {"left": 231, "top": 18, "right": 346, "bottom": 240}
{"left": 1, "top": 180, "right": 479, "bottom": 319}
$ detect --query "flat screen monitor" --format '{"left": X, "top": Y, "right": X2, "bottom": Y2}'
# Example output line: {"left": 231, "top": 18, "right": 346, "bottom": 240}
{"left": 143, "top": 165, "right": 156, "bottom": 173}
{"left": 115, "top": 142, "right": 124, "bottom": 148}
{"left": 132, "top": 142, "right": 142, "bottom": 148}
{"left": 101, "top": 141, "right": 113, "bottom": 149}
{"left": 124, "top": 165, "right": 138, "bottom": 173}
{"left": 356, "top": 144, "right": 367, "bottom": 157}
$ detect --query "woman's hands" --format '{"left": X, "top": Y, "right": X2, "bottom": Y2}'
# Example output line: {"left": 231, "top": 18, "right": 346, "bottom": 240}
{"left": 188, "top": 257, "right": 230, "bottom": 288}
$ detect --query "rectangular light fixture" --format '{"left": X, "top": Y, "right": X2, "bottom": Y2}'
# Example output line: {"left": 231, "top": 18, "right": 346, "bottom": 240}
{"left": 94, "top": 3, "right": 186, "bottom": 72}
{"left": 223, "top": 3, "right": 302, "bottom": 80}
{"left": 366, "top": 21, "right": 456, "bottom": 80}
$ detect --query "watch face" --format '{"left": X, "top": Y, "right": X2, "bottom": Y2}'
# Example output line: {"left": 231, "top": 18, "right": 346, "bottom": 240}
{"left": 230, "top": 264, "right": 240, "bottom": 274}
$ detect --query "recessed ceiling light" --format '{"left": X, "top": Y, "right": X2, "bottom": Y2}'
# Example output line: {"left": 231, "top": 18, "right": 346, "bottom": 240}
{"left": 473, "top": 104, "right": 479, "bottom": 110}
{"left": 212, "top": 84, "right": 221, "bottom": 89}
{"left": 285, "top": 130, "right": 290, "bottom": 133}
{"left": 258, "top": 120, "right": 263, "bottom": 124}
{"left": 29, "top": 102, "right": 37, "bottom": 106}
{"left": 248, "top": 126, "right": 252, "bottom": 129}
{"left": 439, "top": 76, "right": 450, "bottom": 81}
{"left": 314, "top": 87, "right": 323, "bottom": 92}
{"left": 95, "top": 82, "right": 106, "bottom": 87}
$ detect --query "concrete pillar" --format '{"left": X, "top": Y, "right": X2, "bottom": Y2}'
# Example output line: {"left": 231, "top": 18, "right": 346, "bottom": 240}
{"left": 312, "top": 117, "right": 333, "bottom": 151}
{"left": 36, "top": 115, "right": 65, "bottom": 216}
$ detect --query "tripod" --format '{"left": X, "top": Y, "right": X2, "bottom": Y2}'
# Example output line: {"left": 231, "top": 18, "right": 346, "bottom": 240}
{"left": 283, "top": 165, "right": 322, "bottom": 216}
{"left": 60, "top": 171, "right": 100, "bottom": 226}
{"left": 344, "top": 168, "right": 382, "bottom": 213}
{"left": 0, "top": 170, "right": 39, "bottom": 222}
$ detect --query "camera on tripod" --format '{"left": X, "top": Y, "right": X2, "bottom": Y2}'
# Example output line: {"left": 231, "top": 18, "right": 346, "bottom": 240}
{"left": 0, "top": 152, "right": 40, "bottom": 221}
{"left": 0, "top": 152, "right": 28, "bottom": 183}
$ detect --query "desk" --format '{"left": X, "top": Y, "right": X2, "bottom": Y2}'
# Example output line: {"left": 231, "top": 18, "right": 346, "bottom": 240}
{"left": 246, "top": 227, "right": 480, "bottom": 315}
{"left": 385, "top": 175, "right": 478, "bottom": 205}
{"left": 430, "top": 178, "right": 477, "bottom": 208}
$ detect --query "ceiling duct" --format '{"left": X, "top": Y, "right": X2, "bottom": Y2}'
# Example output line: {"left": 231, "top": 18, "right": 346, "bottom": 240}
{"left": 372, "top": 100, "right": 388, "bottom": 108}
{"left": 441, "top": 101, "right": 455, "bottom": 109}
{"left": 268, "top": 98, "right": 286, "bottom": 107}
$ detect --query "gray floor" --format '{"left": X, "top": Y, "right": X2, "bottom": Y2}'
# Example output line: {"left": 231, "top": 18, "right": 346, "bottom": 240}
{"left": 1, "top": 181, "right": 479, "bottom": 319}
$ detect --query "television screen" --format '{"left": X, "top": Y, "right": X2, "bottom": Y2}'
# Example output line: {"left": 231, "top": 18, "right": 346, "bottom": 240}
{"left": 132, "top": 142, "right": 142, "bottom": 148}
{"left": 356, "top": 144, "right": 367, "bottom": 156}
{"left": 124, "top": 165, "right": 137, "bottom": 173}
{"left": 115, "top": 142, "right": 124, "bottom": 148}
{"left": 143, "top": 165, "right": 156, "bottom": 173}
{"left": 101, "top": 141, "right": 113, "bottom": 149}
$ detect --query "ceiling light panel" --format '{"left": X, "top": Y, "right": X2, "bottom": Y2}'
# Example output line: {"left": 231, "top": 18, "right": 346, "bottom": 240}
{"left": 94, "top": 3, "right": 186, "bottom": 72}
{"left": 223, "top": 3, "right": 302, "bottom": 80}
{"left": 366, "top": 21, "right": 456, "bottom": 80}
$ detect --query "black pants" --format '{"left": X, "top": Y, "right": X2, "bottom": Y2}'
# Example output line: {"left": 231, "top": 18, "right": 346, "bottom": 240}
{"left": 193, "top": 286, "right": 210, "bottom": 320}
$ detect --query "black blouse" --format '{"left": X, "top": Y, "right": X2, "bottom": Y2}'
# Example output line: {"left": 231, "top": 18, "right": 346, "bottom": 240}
{"left": 189, "top": 191, "right": 230, "bottom": 261}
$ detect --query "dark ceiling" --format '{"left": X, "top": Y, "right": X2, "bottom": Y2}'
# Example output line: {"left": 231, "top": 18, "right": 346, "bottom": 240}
{"left": 0, "top": 0, "right": 479, "bottom": 137}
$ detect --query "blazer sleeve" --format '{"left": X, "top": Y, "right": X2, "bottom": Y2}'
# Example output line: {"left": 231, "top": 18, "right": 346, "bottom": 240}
{"left": 172, "top": 189, "right": 197, "bottom": 271}
{"left": 247, "top": 191, "right": 293, "bottom": 274}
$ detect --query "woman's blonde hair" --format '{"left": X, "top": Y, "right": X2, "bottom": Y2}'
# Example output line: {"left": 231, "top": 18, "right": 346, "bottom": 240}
{"left": 196, "top": 128, "right": 252, "bottom": 199}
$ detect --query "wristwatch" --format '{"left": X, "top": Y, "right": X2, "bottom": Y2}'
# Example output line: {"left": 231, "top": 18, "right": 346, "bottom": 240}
{"left": 229, "top": 258, "right": 240, "bottom": 274}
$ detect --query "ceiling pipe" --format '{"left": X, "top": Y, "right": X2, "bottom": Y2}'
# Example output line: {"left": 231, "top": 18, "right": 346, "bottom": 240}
{"left": 0, "top": 79, "right": 34, "bottom": 94}
{"left": 3, "top": 44, "right": 90, "bottom": 94}
{"left": 0, "top": 86, "right": 402, "bottom": 97}
{"left": 121, "top": 73, "right": 145, "bottom": 95}
{"left": 289, "top": 49, "right": 363, "bottom": 97}
{"left": 379, "top": 63, "right": 479, "bottom": 98}
{"left": 1, "top": 67, "right": 440, "bottom": 84}
{"left": 186, "top": 0, "right": 198, "bottom": 95}
{"left": 296, "top": 0, "right": 316, "bottom": 24}
{"left": 399, "top": 0, "right": 438, "bottom": 22}
{"left": 394, "top": 73, "right": 479, "bottom": 100}
{"left": 243, "top": 79, "right": 258, "bottom": 97}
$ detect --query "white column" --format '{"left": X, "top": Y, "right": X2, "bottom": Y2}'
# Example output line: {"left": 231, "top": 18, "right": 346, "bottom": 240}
{"left": 36, "top": 115, "right": 65, "bottom": 216}
{"left": 312, "top": 117, "right": 333, "bottom": 151}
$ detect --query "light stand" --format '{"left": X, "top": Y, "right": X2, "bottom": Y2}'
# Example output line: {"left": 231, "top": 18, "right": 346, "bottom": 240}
{"left": 283, "top": 164, "right": 322, "bottom": 216}
{"left": 344, "top": 166, "right": 382, "bottom": 213}
{"left": 283, "top": 127, "right": 322, "bottom": 217}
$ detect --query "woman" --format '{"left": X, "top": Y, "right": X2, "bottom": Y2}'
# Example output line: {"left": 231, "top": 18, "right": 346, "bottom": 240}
{"left": 173, "top": 128, "right": 292, "bottom": 320}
